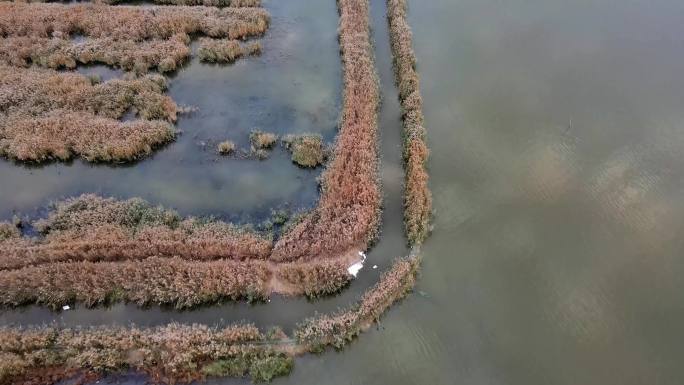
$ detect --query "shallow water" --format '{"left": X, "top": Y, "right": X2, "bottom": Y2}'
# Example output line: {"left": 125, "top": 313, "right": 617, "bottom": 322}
{"left": 5, "top": 0, "right": 684, "bottom": 384}
{"left": 0, "top": 0, "right": 341, "bottom": 223}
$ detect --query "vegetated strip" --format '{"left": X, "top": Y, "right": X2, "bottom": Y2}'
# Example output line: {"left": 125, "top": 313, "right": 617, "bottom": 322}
{"left": 198, "top": 38, "right": 261, "bottom": 64}
{"left": 0, "top": 256, "right": 419, "bottom": 384}
{"left": 0, "top": 2, "right": 269, "bottom": 73}
{"left": 0, "top": 3, "right": 270, "bottom": 41}
{"left": 0, "top": 66, "right": 177, "bottom": 162}
{"left": 0, "top": 35, "right": 191, "bottom": 74}
{"left": 269, "top": 0, "right": 381, "bottom": 263}
{"left": 387, "top": 0, "right": 432, "bottom": 246}
{"left": 0, "top": 195, "right": 353, "bottom": 308}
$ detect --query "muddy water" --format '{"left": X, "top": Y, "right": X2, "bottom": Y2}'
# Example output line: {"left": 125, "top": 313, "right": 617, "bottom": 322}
{"left": 0, "top": 0, "right": 341, "bottom": 223}
{"left": 5, "top": 0, "right": 684, "bottom": 384}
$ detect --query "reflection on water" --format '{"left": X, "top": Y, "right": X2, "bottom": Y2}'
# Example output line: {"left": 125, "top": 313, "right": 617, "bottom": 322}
{"left": 0, "top": 0, "right": 341, "bottom": 223}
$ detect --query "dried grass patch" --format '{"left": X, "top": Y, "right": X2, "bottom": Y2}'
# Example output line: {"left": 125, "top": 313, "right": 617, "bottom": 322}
{"left": 0, "top": 66, "right": 177, "bottom": 162}
{"left": 198, "top": 38, "right": 261, "bottom": 63}
{"left": 0, "top": 3, "right": 270, "bottom": 41}
{"left": 0, "top": 35, "right": 191, "bottom": 74}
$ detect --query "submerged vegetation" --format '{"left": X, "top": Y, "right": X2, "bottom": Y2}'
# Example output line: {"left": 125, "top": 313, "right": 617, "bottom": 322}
{"left": 387, "top": 0, "right": 432, "bottom": 246}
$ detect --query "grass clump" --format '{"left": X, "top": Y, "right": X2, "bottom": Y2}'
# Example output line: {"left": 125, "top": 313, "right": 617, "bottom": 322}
{"left": 198, "top": 38, "right": 261, "bottom": 64}
{"left": 218, "top": 140, "right": 236, "bottom": 155}
{"left": 0, "top": 222, "right": 20, "bottom": 241}
{"left": 0, "top": 35, "right": 191, "bottom": 74}
{"left": 250, "top": 130, "right": 278, "bottom": 150}
{"left": 282, "top": 134, "right": 325, "bottom": 168}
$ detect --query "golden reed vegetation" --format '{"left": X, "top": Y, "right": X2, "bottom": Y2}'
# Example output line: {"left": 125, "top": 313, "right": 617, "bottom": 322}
{"left": 0, "top": 256, "right": 419, "bottom": 385}
{"left": 0, "top": 66, "right": 177, "bottom": 162}
{"left": 270, "top": 0, "right": 381, "bottom": 262}
{"left": 387, "top": 0, "right": 432, "bottom": 245}
{"left": 0, "top": 35, "right": 191, "bottom": 74}
{"left": 198, "top": 38, "right": 261, "bottom": 63}
{"left": 0, "top": 2, "right": 269, "bottom": 73}
{"left": 0, "top": 323, "right": 292, "bottom": 384}
{"left": 0, "top": 3, "right": 269, "bottom": 41}
{"left": 0, "top": 195, "right": 355, "bottom": 308}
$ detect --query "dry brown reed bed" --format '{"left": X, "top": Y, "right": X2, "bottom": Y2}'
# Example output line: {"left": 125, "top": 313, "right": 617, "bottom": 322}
{"left": 387, "top": 0, "right": 432, "bottom": 246}
{"left": 0, "top": 195, "right": 273, "bottom": 271}
{"left": 294, "top": 256, "right": 420, "bottom": 351}
{"left": 0, "top": 323, "right": 292, "bottom": 384}
{"left": 198, "top": 38, "right": 261, "bottom": 63}
{"left": 0, "top": 3, "right": 269, "bottom": 41}
{"left": 0, "top": 66, "right": 177, "bottom": 162}
{"left": 0, "top": 256, "right": 419, "bottom": 384}
{"left": 0, "top": 35, "right": 191, "bottom": 74}
{"left": 270, "top": 0, "right": 381, "bottom": 263}
{"left": 0, "top": 195, "right": 354, "bottom": 308}
{"left": 0, "top": 256, "right": 353, "bottom": 308}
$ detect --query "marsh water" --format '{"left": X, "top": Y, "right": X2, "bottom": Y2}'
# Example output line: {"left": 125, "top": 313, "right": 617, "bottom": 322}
{"left": 3, "top": 0, "right": 684, "bottom": 384}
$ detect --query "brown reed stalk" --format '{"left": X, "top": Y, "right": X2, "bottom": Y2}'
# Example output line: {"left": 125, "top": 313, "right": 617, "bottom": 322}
{"left": 387, "top": 0, "right": 432, "bottom": 246}
{"left": 0, "top": 66, "right": 178, "bottom": 162}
